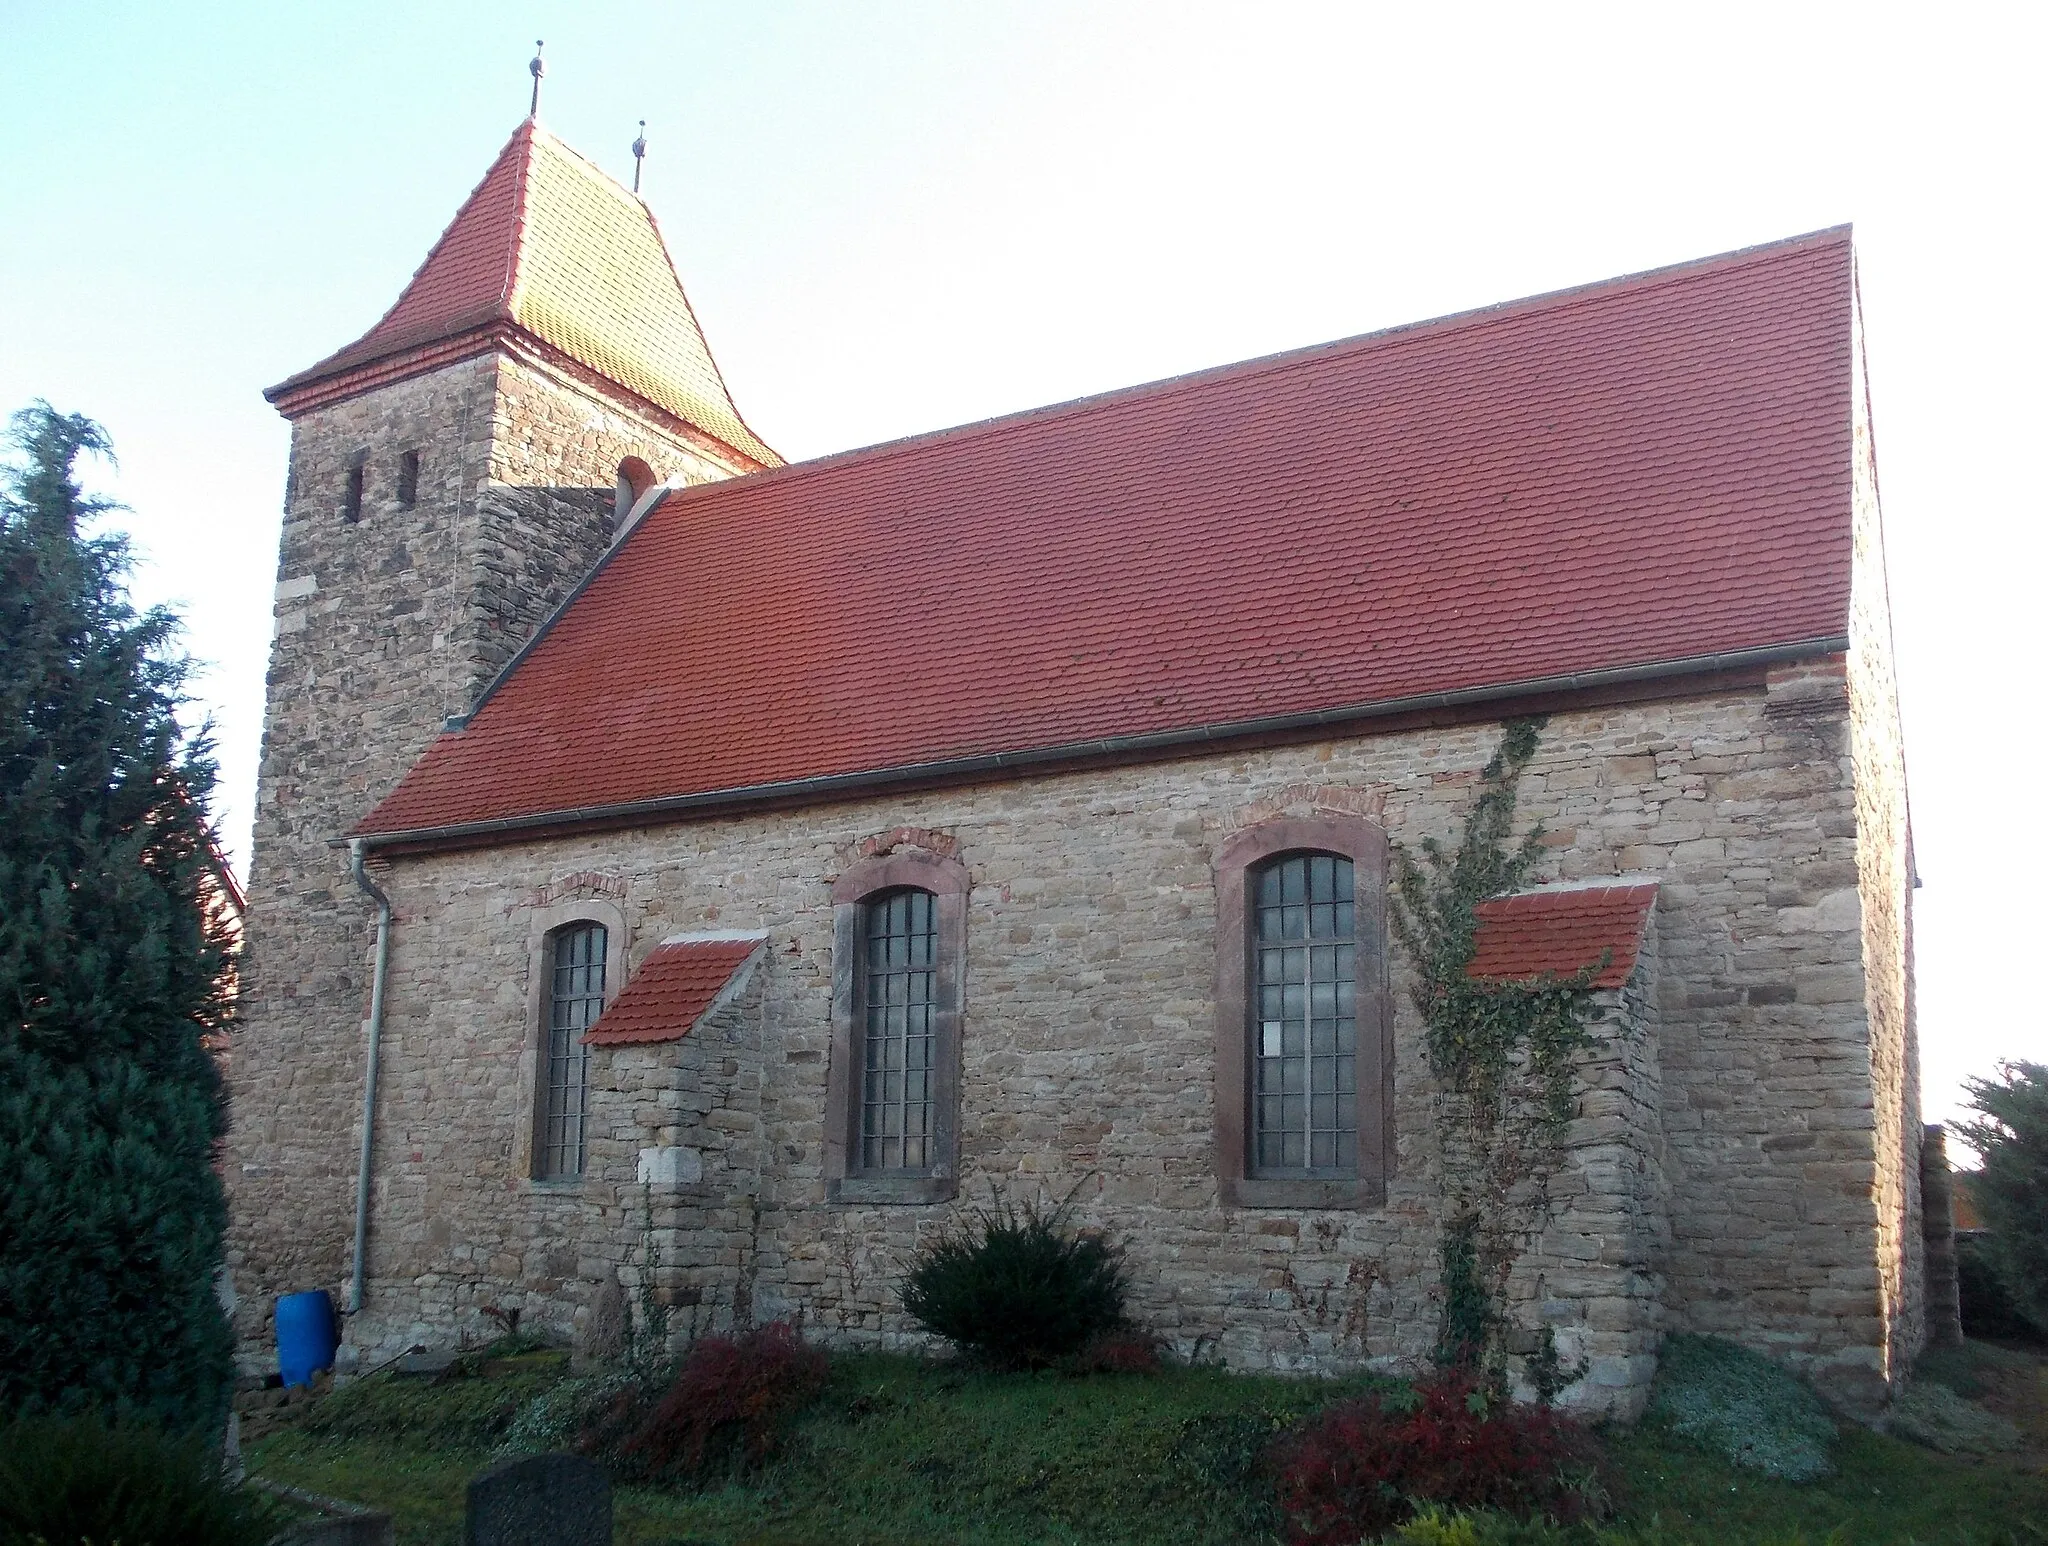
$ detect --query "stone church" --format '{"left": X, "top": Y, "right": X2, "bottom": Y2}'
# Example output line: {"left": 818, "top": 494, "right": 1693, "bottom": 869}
{"left": 225, "top": 112, "right": 1922, "bottom": 1418}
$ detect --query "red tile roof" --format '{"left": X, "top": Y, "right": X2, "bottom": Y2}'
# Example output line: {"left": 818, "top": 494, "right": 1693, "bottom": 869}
{"left": 268, "top": 120, "right": 778, "bottom": 468}
{"left": 583, "top": 934, "right": 765, "bottom": 1046}
{"left": 1467, "top": 883, "right": 1659, "bottom": 989}
{"left": 359, "top": 229, "right": 1854, "bottom": 841}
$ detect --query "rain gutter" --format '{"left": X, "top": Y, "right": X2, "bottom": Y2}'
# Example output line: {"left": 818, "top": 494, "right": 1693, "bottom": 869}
{"left": 356, "top": 635, "right": 1849, "bottom": 854}
{"left": 346, "top": 840, "right": 393, "bottom": 1315}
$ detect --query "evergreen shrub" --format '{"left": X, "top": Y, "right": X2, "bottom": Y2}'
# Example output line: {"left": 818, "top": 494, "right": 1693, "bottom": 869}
{"left": 1956, "top": 1233, "right": 2044, "bottom": 1343}
{"left": 1646, "top": 1334, "right": 1835, "bottom": 1481}
{"left": 1954, "top": 1062, "right": 2048, "bottom": 1336}
{"left": 617, "top": 1321, "right": 827, "bottom": 1482}
{"left": 0, "top": 406, "right": 236, "bottom": 1428}
{"left": 0, "top": 1414, "right": 283, "bottom": 1546}
{"left": 899, "top": 1190, "right": 1129, "bottom": 1368}
{"left": 1267, "top": 1370, "right": 1604, "bottom": 1544}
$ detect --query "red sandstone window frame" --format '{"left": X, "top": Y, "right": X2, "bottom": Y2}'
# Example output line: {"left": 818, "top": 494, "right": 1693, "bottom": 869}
{"left": 824, "top": 849, "right": 968, "bottom": 1205}
{"left": 1214, "top": 816, "right": 1393, "bottom": 1209}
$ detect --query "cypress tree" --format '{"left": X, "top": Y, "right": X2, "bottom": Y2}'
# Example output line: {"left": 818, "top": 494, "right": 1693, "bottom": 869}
{"left": 0, "top": 404, "right": 236, "bottom": 1428}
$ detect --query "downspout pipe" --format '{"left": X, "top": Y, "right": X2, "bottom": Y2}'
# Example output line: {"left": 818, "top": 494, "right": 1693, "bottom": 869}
{"left": 347, "top": 839, "right": 393, "bottom": 1316}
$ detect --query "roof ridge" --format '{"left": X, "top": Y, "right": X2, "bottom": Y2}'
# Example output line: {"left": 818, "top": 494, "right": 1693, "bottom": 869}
{"left": 647, "top": 224, "right": 1853, "bottom": 516}
{"left": 529, "top": 120, "right": 645, "bottom": 211}
{"left": 501, "top": 119, "right": 540, "bottom": 319}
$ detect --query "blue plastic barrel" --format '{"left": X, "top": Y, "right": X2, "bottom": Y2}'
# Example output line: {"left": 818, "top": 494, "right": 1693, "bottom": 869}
{"left": 275, "top": 1289, "right": 338, "bottom": 1387}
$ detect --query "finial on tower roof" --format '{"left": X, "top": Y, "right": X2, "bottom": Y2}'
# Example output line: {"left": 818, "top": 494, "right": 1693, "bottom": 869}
{"left": 528, "top": 40, "right": 545, "bottom": 118}
{"left": 631, "top": 120, "right": 648, "bottom": 194}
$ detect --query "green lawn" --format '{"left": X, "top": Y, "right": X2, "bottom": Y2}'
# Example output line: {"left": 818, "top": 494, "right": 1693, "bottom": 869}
{"left": 248, "top": 1347, "right": 2048, "bottom": 1546}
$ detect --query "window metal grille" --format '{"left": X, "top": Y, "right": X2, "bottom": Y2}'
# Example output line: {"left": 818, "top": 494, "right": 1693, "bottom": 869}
{"left": 1252, "top": 853, "right": 1357, "bottom": 1175}
{"left": 539, "top": 922, "right": 606, "bottom": 1180}
{"left": 858, "top": 888, "right": 937, "bottom": 1172}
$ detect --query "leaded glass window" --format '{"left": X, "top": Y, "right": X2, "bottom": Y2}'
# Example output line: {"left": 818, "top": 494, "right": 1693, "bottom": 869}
{"left": 859, "top": 888, "right": 937, "bottom": 1172}
{"left": 1252, "top": 853, "right": 1357, "bottom": 1175}
{"left": 539, "top": 922, "right": 606, "bottom": 1180}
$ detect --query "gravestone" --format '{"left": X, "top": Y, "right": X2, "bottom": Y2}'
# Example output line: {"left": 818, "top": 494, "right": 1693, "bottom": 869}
{"left": 576, "top": 1274, "right": 628, "bottom": 1368}
{"left": 465, "top": 1452, "right": 610, "bottom": 1546}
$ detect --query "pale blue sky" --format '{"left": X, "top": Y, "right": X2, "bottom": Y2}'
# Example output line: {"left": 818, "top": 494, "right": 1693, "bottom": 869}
{"left": 2, "top": 1, "right": 2041, "bottom": 1129}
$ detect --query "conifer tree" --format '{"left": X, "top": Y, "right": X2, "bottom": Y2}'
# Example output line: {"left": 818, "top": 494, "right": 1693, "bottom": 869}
{"left": 1954, "top": 1061, "right": 2048, "bottom": 1335}
{"left": 0, "top": 404, "right": 236, "bottom": 1428}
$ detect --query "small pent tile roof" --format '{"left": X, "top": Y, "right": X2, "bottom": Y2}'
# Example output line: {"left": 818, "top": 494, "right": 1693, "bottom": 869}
{"left": 269, "top": 119, "right": 778, "bottom": 468}
{"left": 582, "top": 934, "right": 765, "bottom": 1046}
{"left": 1467, "top": 883, "right": 1659, "bottom": 989}
{"left": 360, "top": 228, "right": 1855, "bottom": 842}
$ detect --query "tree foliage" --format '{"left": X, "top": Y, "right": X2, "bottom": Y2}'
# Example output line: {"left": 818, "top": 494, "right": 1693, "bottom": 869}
{"left": 0, "top": 403, "right": 236, "bottom": 1428}
{"left": 900, "top": 1185, "right": 1130, "bottom": 1368}
{"left": 1388, "top": 719, "right": 1604, "bottom": 1378}
{"left": 1953, "top": 1061, "right": 2048, "bottom": 1334}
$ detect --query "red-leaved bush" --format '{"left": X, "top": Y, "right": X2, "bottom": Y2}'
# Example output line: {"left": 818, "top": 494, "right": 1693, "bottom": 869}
{"left": 1267, "top": 1372, "right": 1603, "bottom": 1543}
{"left": 619, "top": 1321, "right": 828, "bottom": 1482}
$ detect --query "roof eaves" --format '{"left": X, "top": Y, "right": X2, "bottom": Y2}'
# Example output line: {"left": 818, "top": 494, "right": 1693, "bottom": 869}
{"left": 359, "top": 634, "right": 1850, "bottom": 850}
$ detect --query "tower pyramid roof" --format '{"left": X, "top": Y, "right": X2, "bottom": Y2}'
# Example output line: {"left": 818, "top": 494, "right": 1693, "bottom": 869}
{"left": 268, "top": 119, "right": 779, "bottom": 468}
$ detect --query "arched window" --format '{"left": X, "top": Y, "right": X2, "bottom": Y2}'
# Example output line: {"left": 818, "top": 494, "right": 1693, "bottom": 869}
{"left": 1251, "top": 852, "right": 1357, "bottom": 1175}
{"left": 858, "top": 888, "right": 939, "bottom": 1172}
{"left": 826, "top": 848, "right": 969, "bottom": 1203}
{"left": 1214, "top": 816, "right": 1390, "bottom": 1209}
{"left": 537, "top": 921, "right": 607, "bottom": 1180}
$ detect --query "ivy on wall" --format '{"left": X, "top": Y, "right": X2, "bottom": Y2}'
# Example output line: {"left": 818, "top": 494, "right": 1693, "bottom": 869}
{"left": 1389, "top": 718, "right": 1605, "bottom": 1389}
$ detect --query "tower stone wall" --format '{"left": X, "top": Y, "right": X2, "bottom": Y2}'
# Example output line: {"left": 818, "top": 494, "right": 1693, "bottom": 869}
{"left": 225, "top": 348, "right": 751, "bottom": 1350}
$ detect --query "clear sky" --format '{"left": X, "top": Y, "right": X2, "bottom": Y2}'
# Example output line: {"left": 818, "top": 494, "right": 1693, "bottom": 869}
{"left": 2, "top": 2, "right": 2041, "bottom": 1135}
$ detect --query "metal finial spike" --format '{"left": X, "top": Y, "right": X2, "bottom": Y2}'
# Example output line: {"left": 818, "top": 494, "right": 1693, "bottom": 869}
{"left": 528, "top": 40, "right": 545, "bottom": 118}
{"left": 631, "top": 120, "right": 648, "bottom": 194}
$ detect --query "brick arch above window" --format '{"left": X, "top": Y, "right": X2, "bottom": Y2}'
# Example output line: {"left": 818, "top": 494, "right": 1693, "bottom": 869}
{"left": 1214, "top": 815, "right": 1393, "bottom": 1209}
{"left": 825, "top": 847, "right": 969, "bottom": 1205}
{"left": 830, "top": 846, "right": 970, "bottom": 904}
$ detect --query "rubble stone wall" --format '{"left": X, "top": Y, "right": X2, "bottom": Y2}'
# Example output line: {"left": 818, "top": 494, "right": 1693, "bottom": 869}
{"left": 317, "top": 684, "right": 1904, "bottom": 1405}
{"left": 1847, "top": 293, "right": 1923, "bottom": 1391}
{"left": 1511, "top": 917, "right": 1669, "bottom": 1418}
{"left": 225, "top": 351, "right": 749, "bottom": 1354}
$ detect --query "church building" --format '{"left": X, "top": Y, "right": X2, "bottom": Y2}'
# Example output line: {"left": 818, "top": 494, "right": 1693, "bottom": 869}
{"left": 225, "top": 112, "right": 1922, "bottom": 1418}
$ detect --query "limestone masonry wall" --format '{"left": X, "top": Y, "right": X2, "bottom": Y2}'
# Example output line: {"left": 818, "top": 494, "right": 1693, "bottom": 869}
{"left": 226, "top": 351, "right": 748, "bottom": 1351}
{"left": 1847, "top": 290, "right": 1923, "bottom": 1392}
{"left": 1511, "top": 917, "right": 1668, "bottom": 1417}
{"left": 305, "top": 685, "right": 1900, "bottom": 1409}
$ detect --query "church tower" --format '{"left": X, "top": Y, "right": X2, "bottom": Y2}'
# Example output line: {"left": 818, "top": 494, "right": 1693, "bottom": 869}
{"left": 225, "top": 117, "right": 778, "bottom": 1351}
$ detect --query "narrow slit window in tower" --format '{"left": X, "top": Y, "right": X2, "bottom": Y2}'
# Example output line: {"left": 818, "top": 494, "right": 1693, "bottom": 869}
{"left": 342, "top": 460, "right": 365, "bottom": 524}
{"left": 396, "top": 449, "right": 420, "bottom": 508}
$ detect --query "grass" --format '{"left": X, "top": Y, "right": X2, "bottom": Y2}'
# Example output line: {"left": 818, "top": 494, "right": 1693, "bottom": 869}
{"left": 248, "top": 1343, "right": 2048, "bottom": 1546}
